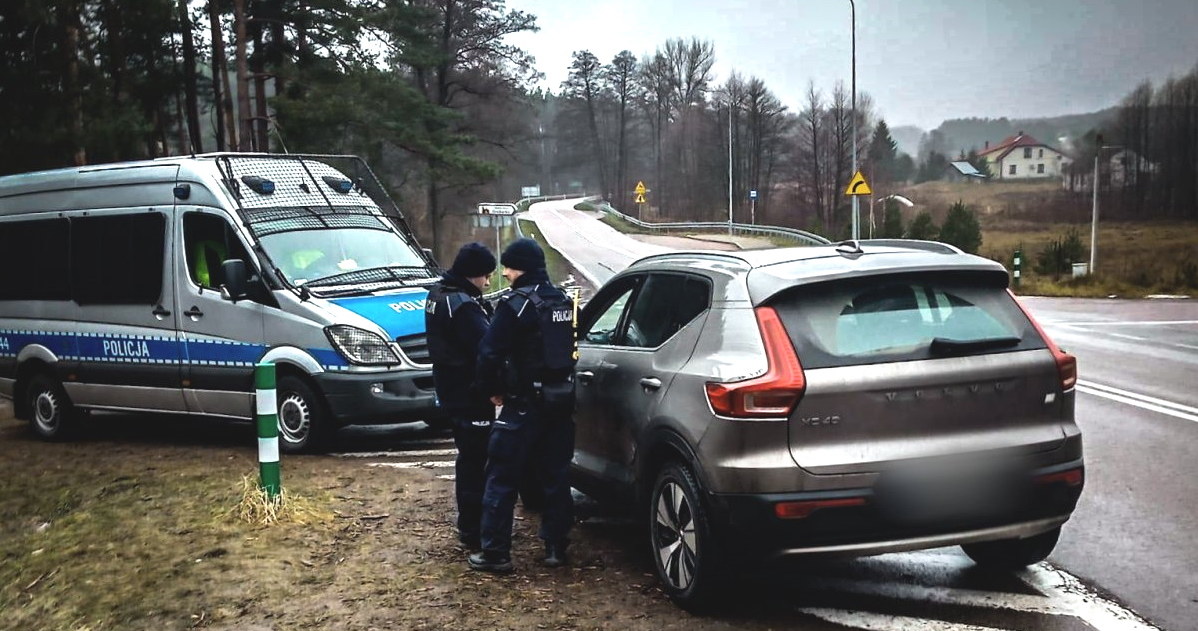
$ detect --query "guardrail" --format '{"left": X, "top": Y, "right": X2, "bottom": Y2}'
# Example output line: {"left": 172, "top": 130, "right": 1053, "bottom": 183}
{"left": 596, "top": 202, "right": 831, "bottom": 246}
{"left": 516, "top": 193, "right": 601, "bottom": 208}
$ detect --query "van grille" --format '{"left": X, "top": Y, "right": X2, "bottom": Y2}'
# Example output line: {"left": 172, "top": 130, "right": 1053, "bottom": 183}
{"left": 396, "top": 334, "right": 430, "bottom": 364}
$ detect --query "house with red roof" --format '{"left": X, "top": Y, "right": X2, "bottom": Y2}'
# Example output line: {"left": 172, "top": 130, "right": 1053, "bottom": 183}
{"left": 978, "top": 132, "right": 1070, "bottom": 180}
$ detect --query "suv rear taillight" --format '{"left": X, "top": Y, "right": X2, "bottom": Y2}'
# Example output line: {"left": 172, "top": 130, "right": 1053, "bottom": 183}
{"left": 705, "top": 306, "right": 806, "bottom": 418}
{"left": 1009, "top": 290, "right": 1077, "bottom": 391}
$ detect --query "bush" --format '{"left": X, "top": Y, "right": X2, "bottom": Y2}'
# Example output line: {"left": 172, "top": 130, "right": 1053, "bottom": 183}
{"left": 939, "top": 200, "right": 982, "bottom": 253}
{"left": 906, "top": 211, "right": 939, "bottom": 240}
{"left": 1034, "top": 229, "right": 1087, "bottom": 276}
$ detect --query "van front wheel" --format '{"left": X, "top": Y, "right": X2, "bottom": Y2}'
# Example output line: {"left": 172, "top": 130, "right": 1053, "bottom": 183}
{"left": 27, "top": 373, "right": 79, "bottom": 441}
{"left": 275, "top": 376, "right": 330, "bottom": 454}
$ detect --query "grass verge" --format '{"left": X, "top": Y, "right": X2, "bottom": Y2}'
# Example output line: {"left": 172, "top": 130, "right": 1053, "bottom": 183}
{"left": 981, "top": 220, "right": 1198, "bottom": 297}
{"left": 519, "top": 218, "right": 576, "bottom": 285}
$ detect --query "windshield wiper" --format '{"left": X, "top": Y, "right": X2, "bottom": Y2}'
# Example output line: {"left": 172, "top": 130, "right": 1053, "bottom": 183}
{"left": 304, "top": 265, "right": 430, "bottom": 288}
{"left": 930, "top": 336, "right": 1021, "bottom": 356}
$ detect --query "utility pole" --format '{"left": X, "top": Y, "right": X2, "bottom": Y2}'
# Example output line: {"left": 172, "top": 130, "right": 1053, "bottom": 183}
{"left": 728, "top": 101, "right": 734, "bottom": 236}
{"left": 850, "top": 0, "right": 859, "bottom": 240}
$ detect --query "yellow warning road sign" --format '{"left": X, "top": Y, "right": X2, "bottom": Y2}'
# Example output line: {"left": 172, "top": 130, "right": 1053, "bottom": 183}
{"left": 634, "top": 193, "right": 646, "bottom": 204}
{"left": 845, "top": 171, "right": 872, "bottom": 196}
{"left": 634, "top": 181, "right": 647, "bottom": 194}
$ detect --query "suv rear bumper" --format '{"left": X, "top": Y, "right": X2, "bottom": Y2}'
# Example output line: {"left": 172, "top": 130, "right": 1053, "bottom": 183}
{"left": 707, "top": 460, "right": 1084, "bottom": 561}
{"left": 315, "top": 370, "right": 444, "bottom": 426}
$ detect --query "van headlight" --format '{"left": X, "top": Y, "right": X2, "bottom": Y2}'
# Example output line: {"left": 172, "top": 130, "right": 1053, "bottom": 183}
{"left": 324, "top": 325, "right": 401, "bottom": 366}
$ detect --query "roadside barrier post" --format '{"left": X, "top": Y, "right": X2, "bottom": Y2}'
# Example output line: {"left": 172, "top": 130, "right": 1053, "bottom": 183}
{"left": 1013, "top": 249, "right": 1022, "bottom": 289}
{"left": 254, "top": 362, "right": 282, "bottom": 500}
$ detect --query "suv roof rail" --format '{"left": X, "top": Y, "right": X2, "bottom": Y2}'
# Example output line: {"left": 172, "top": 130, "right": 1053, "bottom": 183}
{"left": 855, "top": 239, "right": 964, "bottom": 255}
{"left": 630, "top": 250, "right": 753, "bottom": 267}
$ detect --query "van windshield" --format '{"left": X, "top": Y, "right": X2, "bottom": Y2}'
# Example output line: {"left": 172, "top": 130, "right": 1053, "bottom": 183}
{"left": 258, "top": 228, "right": 428, "bottom": 287}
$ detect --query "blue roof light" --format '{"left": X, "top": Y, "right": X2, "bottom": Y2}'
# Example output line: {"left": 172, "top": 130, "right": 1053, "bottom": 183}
{"left": 241, "top": 175, "right": 275, "bottom": 195}
{"left": 322, "top": 176, "right": 354, "bottom": 194}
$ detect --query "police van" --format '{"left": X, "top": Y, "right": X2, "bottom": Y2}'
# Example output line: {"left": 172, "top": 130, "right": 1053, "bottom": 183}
{"left": 0, "top": 153, "right": 445, "bottom": 452}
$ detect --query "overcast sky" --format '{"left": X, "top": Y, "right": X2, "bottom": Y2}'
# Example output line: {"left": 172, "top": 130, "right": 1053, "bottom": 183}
{"left": 504, "top": 0, "right": 1198, "bottom": 131}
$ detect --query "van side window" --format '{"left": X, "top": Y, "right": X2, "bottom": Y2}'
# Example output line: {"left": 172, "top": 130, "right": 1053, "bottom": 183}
{"left": 71, "top": 214, "right": 166, "bottom": 305}
{"left": 184, "top": 213, "right": 252, "bottom": 289}
{"left": 0, "top": 219, "right": 71, "bottom": 300}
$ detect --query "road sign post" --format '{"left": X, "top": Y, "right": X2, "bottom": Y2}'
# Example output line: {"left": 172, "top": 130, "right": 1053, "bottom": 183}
{"left": 634, "top": 181, "right": 648, "bottom": 220}
{"left": 749, "top": 189, "right": 757, "bottom": 224}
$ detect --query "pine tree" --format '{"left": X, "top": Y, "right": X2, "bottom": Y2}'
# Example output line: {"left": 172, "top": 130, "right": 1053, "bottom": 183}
{"left": 939, "top": 200, "right": 983, "bottom": 253}
{"left": 906, "top": 211, "right": 939, "bottom": 240}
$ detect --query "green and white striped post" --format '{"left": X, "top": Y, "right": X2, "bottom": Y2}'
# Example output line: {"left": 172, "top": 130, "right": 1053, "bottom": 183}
{"left": 254, "top": 362, "right": 282, "bottom": 500}
{"left": 1013, "top": 249, "right": 1022, "bottom": 289}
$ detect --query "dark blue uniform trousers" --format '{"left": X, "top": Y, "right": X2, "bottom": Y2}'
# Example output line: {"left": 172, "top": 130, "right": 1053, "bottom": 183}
{"left": 451, "top": 416, "right": 492, "bottom": 546}
{"left": 480, "top": 400, "right": 575, "bottom": 557}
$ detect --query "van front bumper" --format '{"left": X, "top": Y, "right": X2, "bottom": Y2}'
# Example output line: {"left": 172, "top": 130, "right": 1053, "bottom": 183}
{"left": 314, "top": 370, "right": 445, "bottom": 426}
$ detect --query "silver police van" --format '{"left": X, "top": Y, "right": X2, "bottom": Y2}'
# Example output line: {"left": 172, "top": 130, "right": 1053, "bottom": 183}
{"left": 0, "top": 153, "right": 444, "bottom": 452}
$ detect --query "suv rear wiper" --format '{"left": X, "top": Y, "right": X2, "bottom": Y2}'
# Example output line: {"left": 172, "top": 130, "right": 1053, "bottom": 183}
{"left": 930, "top": 336, "right": 1021, "bottom": 356}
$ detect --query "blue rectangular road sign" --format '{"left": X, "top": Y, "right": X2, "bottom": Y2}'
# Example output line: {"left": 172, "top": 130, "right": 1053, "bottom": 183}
{"left": 749, "top": 190, "right": 758, "bottom": 199}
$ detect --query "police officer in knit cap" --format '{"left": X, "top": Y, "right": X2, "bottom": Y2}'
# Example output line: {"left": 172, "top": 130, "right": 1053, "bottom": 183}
{"left": 469, "top": 238, "right": 578, "bottom": 573}
{"left": 425, "top": 242, "right": 497, "bottom": 552}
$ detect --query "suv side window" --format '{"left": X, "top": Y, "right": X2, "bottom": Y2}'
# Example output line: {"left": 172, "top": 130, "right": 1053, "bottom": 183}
{"left": 582, "top": 278, "right": 639, "bottom": 346}
{"left": 623, "top": 274, "right": 711, "bottom": 349}
{"left": 184, "top": 213, "right": 253, "bottom": 289}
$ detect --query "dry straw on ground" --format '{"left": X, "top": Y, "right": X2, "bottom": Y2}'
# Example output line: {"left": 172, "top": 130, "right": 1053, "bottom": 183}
{"left": 231, "top": 475, "right": 334, "bottom": 526}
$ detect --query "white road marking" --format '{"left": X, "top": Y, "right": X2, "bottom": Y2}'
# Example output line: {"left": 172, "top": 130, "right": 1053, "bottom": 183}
{"left": 795, "top": 559, "right": 1160, "bottom": 631}
{"left": 1043, "top": 320, "right": 1198, "bottom": 326}
{"left": 1077, "top": 379, "right": 1198, "bottom": 423}
{"left": 1026, "top": 563, "right": 1161, "bottom": 631}
{"left": 797, "top": 608, "right": 1009, "bottom": 631}
{"left": 367, "top": 461, "right": 456, "bottom": 469}
{"left": 332, "top": 448, "right": 458, "bottom": 458}
{"left": 1103, "top": 331, "right": 1149, "bottom": 342}
{"left": 796, "top": 576, "right": 1063, "bottom": 615}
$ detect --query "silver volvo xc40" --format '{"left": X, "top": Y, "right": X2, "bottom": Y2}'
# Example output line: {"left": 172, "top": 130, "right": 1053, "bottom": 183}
{"left": 571, "top": 240, "right": 1082, "bottom": 610}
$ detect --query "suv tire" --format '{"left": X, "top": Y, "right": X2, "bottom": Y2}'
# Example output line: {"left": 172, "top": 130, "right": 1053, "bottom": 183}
{"left": 276, "top": 375, "right": 331, "bottom": 454}
{"left": 961, "top": 526, "right": 1061, "bottom": 570}
{"left": 26, "top": 373, "right": 79, "bottom": 441}
{"left": 648, "top": 462, "right": 723, "bottom": 610}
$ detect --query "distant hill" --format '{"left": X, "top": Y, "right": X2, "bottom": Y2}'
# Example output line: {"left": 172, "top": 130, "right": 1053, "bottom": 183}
{"left": 890, "top": 125, "right": 924, "bottom": 158}
{"left": 920, "top": 108, "right": 1119, "bottom": 159}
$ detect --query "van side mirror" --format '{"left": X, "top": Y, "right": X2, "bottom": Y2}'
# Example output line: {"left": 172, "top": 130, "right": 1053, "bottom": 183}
{"left": 220, "top": 259, "right": 249, "bottom": 302}
{"left": 422, "top": 247, "right": 437, "bottom": 266}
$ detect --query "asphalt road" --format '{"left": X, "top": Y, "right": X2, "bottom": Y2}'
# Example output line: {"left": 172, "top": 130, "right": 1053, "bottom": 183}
{"left": 527, "top": 197, "right": 1198, "bottom": 631}
{"left": 525, "top": 202, "right": 668, "bottom": 287}
{"left": 1029, "top": 297, "right": 1198, "bottom": 631}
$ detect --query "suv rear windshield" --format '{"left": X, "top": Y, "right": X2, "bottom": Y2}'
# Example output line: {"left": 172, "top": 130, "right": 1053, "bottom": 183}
{"left": 771, "top": 271, "right": 1045, "bottom": 369}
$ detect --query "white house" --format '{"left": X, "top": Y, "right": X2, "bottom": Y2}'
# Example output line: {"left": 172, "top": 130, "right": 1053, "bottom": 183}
{"left": 979, "top": 132, "right": 1070, "bottom": 180}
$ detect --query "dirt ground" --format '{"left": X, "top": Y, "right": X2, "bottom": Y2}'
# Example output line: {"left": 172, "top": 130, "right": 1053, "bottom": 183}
{"left": 0, "top": 403, "right": 815, "bottom": 631}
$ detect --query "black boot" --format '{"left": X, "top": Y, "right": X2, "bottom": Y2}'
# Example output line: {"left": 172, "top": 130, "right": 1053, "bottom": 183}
{"left": 468, "top": 551, "right": 513, "bottom": 573}
{"left": 542, "top": 542, "right": 569, "bottom": 568}
{"left": 459, "top": 534, "right": 482, "bottom": 554}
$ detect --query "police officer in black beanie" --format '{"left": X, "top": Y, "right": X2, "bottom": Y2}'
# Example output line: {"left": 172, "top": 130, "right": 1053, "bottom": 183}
{"left": 425, "top": 242, "right": 497, "bottom": 552}
{"left": 470, "top": 238, "right": 578, "bottom": 573}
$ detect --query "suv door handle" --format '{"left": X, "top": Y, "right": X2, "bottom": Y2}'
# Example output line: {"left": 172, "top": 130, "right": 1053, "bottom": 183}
{"left": 183, "top": 306, "right": 204, "bottom": 319}
{"left": 577, "top": 370, "right": 595, "bottom": 384}
{"left": 639, "top": 377, "right": 662, "bottom": 390}
{"left": 152, "top": 305, "right": 172, "bottom": 319}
